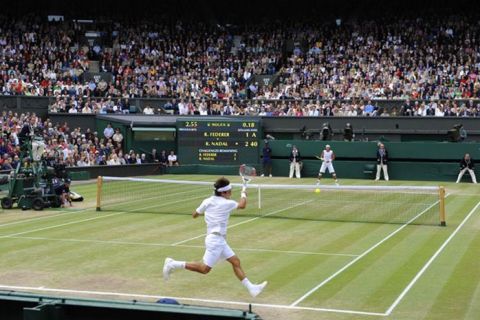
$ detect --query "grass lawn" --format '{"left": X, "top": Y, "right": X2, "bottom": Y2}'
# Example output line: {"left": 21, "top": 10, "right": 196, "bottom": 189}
{"left": 0, "top": 174, "right": 478, "bottom": 320}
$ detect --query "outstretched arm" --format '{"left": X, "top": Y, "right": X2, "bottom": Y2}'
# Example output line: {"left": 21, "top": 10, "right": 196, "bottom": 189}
{"left": 237, "top": 190, "right": 247, "bottom": 209}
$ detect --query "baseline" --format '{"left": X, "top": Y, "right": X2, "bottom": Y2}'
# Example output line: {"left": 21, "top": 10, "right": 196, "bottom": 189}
{"left": 0, "top": 207, "right": 94, "bottom": 229}
{"left": 0, "top": 285, "right": 386, "bottom": 317}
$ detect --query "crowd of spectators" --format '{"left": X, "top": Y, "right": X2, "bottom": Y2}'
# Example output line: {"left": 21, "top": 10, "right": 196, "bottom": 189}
{"left": 2, "top": 14, "right": 480, "bottom": 117}
{"left": 48, "top": 96, "right": 480, "bottom": 117}
{"left": 0, "top": 110, "right": 179, "bottom": 171}
{"left": 274, "top": 17, "right": 480, "bottom": 101}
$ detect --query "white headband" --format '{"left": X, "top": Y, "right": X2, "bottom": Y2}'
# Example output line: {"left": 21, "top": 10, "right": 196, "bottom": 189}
{"left": 216, "top": 184, "right": 232, "bottom": 192}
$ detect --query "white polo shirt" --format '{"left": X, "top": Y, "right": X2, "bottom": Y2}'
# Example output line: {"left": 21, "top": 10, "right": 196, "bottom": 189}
{"left": 323, "top": 150, "right": 334, "bottom": 162}
{"left": 196, "top": 196, "right": 238, "bottom": 236}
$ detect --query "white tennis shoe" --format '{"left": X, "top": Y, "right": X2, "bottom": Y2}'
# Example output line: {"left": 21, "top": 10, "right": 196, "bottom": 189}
{"left": 248, "top": 281, "right": 268, "bottom": 297}
{"left": 163, "top": 257, "right": 174, "bottom": 281}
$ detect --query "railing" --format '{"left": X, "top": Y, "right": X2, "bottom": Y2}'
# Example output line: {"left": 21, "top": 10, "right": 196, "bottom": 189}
{"left": 2, "top": 94, "right": 480, "bottom": 118}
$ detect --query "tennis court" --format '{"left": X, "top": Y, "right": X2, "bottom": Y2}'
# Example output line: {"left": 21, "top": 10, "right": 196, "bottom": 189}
{"left": 0, "top": 175, "right": 479, "bottom": 320}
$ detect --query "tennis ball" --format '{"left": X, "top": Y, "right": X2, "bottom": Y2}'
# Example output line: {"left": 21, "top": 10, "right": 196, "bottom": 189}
{"left": 315, "top": 188, "right": 321, "bottom": 193}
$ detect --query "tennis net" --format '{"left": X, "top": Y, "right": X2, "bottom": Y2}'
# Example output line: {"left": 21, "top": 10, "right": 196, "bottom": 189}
{"left": 96, "top": 176, "right": 446, "bottom": 226}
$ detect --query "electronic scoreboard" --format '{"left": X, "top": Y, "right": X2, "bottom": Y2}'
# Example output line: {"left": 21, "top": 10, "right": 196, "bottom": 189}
{"left": 177, "top": 119, "right": 260, "bottom": 165}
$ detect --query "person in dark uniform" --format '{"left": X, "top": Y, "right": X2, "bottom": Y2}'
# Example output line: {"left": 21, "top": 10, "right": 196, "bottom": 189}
{"left": 158, "top": 150, "right": 168, "bottom": 166}
{"left": 54, "top": 178, "right": 72, "bottom": 207}
{"left": 456, "top": 153, "right": 477, "bottom": 184}
{"left": 148, "top": 148, "right": 160, "bottom": 163}
{"left": 261, "top": 141, "right": 273, "bottom": 177}
{"left": 375, "top": 143, "right": 389, "bottom": 181}
{"left": 18, "top": 117, "right": 36, "bottom": 146}
{"left": 289, "top": 145, "right": 302, "bottom": 178}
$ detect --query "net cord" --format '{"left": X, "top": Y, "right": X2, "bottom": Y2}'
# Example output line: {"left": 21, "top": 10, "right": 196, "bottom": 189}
{"left": 101, "top": 176, "right": 439, "bottom": 192}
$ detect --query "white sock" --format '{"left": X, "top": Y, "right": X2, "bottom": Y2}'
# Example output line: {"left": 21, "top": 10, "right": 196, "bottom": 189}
{"left": 241, "top": 278, "right": 253, "bottom": 289}
{"left": 172, "top": 260, "right": 186, "bottom": 269}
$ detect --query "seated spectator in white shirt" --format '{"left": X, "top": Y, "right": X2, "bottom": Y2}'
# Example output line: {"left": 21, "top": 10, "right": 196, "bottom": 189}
{"left": 143, "top": 105, "right": 155, "bottom": 114}
{"left": 81, "top": 104, "right": 93, "bottom": 114}
{"left": 117, "top": 151, "right": 127, "bottom": 165}
{"left": 107, "top": 153, "right": 121, "bottom": 165}
{"left": 167, "top": 150, "right": 179, "bottom": 166}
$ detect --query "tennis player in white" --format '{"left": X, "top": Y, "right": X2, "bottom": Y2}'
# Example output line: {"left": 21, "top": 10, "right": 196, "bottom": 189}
{"left": 163, "top": 177, "right": 267, "bottom": 297}
{"left": 317, "top": 144, "right": 339, "bottom": 184}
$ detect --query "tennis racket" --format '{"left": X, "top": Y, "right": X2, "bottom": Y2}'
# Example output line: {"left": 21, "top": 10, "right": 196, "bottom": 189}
{"left": 315, "top": 155, "right": 324, "bottom": 160}
{"left": 239, "top": 164, "right": 256, "bottom": 188}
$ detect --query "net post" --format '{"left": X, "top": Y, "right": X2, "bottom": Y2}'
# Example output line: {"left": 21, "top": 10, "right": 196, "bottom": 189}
{"left": 96, "top": 176, "right": 103, "bottom": 211}
{"left": 439, "top": 186, "right": 446, "bottom": 226}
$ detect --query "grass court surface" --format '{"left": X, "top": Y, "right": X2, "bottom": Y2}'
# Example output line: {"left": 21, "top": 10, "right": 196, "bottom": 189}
{"left": 0, "top": 175, "right": 479, "bottom": 320}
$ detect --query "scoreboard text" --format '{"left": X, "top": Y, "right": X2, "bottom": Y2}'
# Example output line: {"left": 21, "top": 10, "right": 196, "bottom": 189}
{"left": 177, "top": 119, "right": 260, "bottom": 165}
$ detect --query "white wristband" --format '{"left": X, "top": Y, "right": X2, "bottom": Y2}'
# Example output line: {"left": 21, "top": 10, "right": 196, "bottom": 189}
{"left": 241, "top": 192, "right": 247, "bottom": 198}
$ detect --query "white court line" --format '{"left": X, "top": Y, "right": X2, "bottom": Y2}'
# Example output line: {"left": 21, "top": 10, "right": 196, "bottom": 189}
{"left": 290, "top": 198, "right": 442, "bottom": 306}
{"left": 171, "top": 200, "right": 315, "bottom": 246}
{"left": 0, "top": 206, "right": 94, "bottom": 228}
{"left": 0, "top": 194, "right": 205, "bottom": 240}
{"left": 0, "top": 285, "right": 386, "bottom": 317}
{"left": 209, "top": 246, "right": 358, "bottom": 258}
{"left": 0, "top": 178, "right": 196, "bottom": 229}
{"left": 385, "top": 201, "right": 480, "bottom": 316}
{"left": 0, "top": 212, "right": 123, "bottom": 239}
{"left": 6, "top": 235, "right": 358, "bottom": 257}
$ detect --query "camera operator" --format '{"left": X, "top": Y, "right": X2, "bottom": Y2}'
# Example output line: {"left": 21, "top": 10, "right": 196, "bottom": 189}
{"left": 54, "top": 177, "right": 72, "bottom": 207}
{"left": 321, "top": 123, "right": 332, "bottom": 140}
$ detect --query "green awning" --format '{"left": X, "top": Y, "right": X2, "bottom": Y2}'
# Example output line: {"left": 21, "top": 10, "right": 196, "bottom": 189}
{"left": 132, "top": 127, "right": 176, "bottom": 132}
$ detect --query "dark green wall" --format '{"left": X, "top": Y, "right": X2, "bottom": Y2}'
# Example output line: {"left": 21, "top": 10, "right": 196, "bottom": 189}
{"left": 262, "top": 140, "right": 480, "bottom": 181}
{"left": 266, "top": 140, "right": 480, "bottom": 160}
{"left": 268, "top": 159, "right": 463, "bottom": 182}
{"left": 88, "top": 116, "right": 480, "bottom": 182}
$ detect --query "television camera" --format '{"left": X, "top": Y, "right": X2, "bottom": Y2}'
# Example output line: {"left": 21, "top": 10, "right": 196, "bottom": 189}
{"left": 1, "top": 133, "right": 81, "bottom": 210}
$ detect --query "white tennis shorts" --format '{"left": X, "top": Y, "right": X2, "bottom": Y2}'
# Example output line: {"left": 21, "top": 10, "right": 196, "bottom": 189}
{"left": 203, "top": 233, "right": 235, "bottom": 267}
{"left": 320, "top": 161, "right": 335, "bottom": 174}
